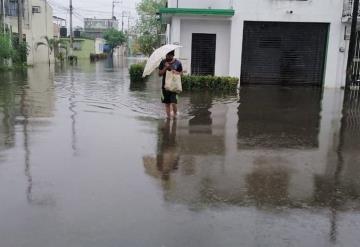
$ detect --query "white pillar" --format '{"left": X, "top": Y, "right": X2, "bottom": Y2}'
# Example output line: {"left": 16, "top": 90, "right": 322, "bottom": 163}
{"left": 228, "top": 15, "right": 243, "bottom": 78}
{"left": 171, "top": 16, "right": 181, "bottom": 57}
{"left": 324, "top": 22, "right": 347, "bottom": 88}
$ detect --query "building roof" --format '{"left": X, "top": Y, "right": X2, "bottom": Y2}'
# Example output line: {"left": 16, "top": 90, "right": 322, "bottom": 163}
{"left": 159, "top": 8, "right": 235, "bottom": 16}
{"left": 53, "top": 16, "right": 66, "bottom": 21}
{"left": 158, "top": 8, "right": 235, "bottom": 23}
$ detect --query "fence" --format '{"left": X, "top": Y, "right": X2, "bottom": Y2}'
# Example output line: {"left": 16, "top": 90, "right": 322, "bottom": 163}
{"left": 343, "top": 0, "right": 360, "bottom": 17}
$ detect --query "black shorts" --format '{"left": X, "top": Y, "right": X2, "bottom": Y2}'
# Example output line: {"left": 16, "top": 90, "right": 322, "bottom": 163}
{"left": 161, "top": 88, "right": 178, "bottom": 104}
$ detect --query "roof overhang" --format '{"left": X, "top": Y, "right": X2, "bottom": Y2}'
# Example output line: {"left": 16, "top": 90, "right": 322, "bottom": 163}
{"left": 158, "top": 8, "right": 235, "bottom": 23}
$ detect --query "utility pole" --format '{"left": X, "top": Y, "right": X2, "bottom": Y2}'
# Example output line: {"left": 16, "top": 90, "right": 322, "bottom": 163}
{"left": 112, "top": 0, "right": 115, "bottom": 19}
{"left": 112, "top": 0, "right": 121, "bottom": 19}
{"left": 121, "top": 11, "right": 124, "bottom": 32}
{"left": 1, "top": 0, "right": 6, "bottom": 33}
{"left": 127, "top": 15, "right": 130, "bottom": 31}
{"left": 346, "top": 0, "right": 360, "bottom": 88}
{"left": 69, "top": 0, "right": 73, "bottom": 54}
{"left": 18, "top": 0, "right": 23, "bottom": 43}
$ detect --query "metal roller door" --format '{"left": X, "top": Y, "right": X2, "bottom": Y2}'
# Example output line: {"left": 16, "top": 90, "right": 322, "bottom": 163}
{"left": 191, "top": 33, "right": 216, "bottom": 76}
{"left": 241, "top": 22, "right": 329, "bottom": 86}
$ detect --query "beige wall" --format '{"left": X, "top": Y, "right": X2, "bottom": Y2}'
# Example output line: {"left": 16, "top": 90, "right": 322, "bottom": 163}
{"left": 8, "top": 0, "right": 54, "bottom": 65}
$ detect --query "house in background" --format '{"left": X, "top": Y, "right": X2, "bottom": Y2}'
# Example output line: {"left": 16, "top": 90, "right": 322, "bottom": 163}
{"left": 160, "top": 0, "right": 355, "bottom": 88}
{"left": 95, "top": 38, "right": 106, "bottom": 54}
{"left": 84, "top": 17, "right": 119, "bottom": 39}
{"left": 60, "top": 38, "right": 95, "bottom": 59}
{"left": 53, "top": 16, "right": 66, "bottom": 38}
{"left": 3, "top": 0, "right": 54, "bottom": 65}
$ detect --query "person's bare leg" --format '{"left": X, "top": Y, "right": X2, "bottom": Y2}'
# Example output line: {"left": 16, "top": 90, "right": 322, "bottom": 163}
{"left": 172, "top": 103, "right": 178, "bottom": 118}
{"left": 165, "top": 104, "right": 171, "bottom": 118}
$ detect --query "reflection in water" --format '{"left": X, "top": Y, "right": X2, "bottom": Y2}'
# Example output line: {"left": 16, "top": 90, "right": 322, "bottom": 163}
{"left": 144, "top": 119, "right": 179, "bottom": 189}
{"left": 246, "top": 157, "right": 290, "bottom": 207}
{"left": 189, "top": 91, "right": 213, "bottom": 129}
{"left": 21, "top": 84, "right": 32, "bottom": 203}
{"left": 0, "top": 71, "right": 28, "bottom": 152}
{"left": 144, "top": 86, "right": 360, "bottom": 244}
{"left": 129, "top": 80, "right": 147, "bottom": 92}
{"left": 1, "top": 61, "right": 360, "bottom": 246}
{"left": 0, "top": 66, "right": 56, "bottom": 206}
{"left": 237, "top": 86, "right": 322, "bottom": 149}
{"left": 69, "top": 68, "right": 78, "bottom": 156}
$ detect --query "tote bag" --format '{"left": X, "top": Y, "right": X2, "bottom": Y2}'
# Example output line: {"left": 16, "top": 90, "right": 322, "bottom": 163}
{"left": 165, "top": 71, "right": 182, "bottom": 93}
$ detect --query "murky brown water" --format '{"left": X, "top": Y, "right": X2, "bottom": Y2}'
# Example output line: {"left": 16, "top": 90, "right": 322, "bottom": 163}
{"left": 0, "top": 59, "right": 359, "bottom": 247}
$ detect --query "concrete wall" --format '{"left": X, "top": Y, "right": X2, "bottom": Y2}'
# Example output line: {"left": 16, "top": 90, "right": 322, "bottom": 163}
{"left": 30, "top": 0, "right": 54, "bottom": 65}
{"left": 8, "top": 0, "right": 54, "bottom": 65}
{"left": 167, "top": 0, "right": 348, "bottom": 88}
{"left": 179, "top": 19, "right": 231, "bottom": 76}
{"left": 95, "top": 38, "right": 106, "bottom": 54}
{"left": 73, "top": 39, "right": 95, "bottom": 59}
{"left": 229, "top": 0, "right": 346, "bottom": 88}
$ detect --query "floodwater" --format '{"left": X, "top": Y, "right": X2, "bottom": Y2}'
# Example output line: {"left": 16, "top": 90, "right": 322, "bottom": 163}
{"left": 0, "top": 59, "right": 359, "bottom": 247}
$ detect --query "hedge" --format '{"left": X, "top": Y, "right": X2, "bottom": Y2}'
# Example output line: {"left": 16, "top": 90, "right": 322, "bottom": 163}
{"left": 129, "top": 63, "right": 146, "bottom": 82}
{"left": 129, "top": 63, "right": 239, "bottom": 91}
{"left": 181, "top": 75, "right": 239, "bottom": 91}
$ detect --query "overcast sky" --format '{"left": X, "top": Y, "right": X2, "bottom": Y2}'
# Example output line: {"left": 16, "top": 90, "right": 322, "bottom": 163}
{"left": 49, "top": 0, "right": 141, "bottom": 30}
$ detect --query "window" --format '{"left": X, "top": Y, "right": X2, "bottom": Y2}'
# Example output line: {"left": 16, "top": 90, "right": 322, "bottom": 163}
{"left": 32, "top": 6, "right": 41, "bottom": 14}
{"left": 6, "top": 1, "right": 19, "bottom": 16}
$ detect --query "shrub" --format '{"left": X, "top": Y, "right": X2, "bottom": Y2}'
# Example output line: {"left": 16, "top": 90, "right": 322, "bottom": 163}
{"left": 181, "top": 75, "right": 239, "bottom": 91}
{"left": 90, "top": 53, "right": 108, "bottom": 62}
{"left": 128, "top": 63, "right": 239, "bottom": 91}
{"left": 0, "top": 33, "right": 14, "bottom": 60}
{"left": 129, "top": 63, "right": 146, "bottom": 82}
{"left": 11, "top": 36, "right": 29, "bottom": 65}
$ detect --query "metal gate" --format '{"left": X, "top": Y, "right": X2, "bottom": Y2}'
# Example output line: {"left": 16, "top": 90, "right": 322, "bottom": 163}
{"left": 191, "top": 33, "right": 216, "bottom": 76}
{"left": 350, "top": 31, "right": 360, "bottom": 89}
{"left": 241, "top": 22, "right": 329, "bottom": 86}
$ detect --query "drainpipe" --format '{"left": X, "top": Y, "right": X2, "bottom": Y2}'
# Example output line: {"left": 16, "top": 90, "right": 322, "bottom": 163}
{"left": 346, "top": 0, "right": 359, "bottom": 88}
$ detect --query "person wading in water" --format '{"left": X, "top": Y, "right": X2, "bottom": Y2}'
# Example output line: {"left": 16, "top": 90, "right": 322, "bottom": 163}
{"left": 158, "top": 50, "right": 183, "bottom": 119}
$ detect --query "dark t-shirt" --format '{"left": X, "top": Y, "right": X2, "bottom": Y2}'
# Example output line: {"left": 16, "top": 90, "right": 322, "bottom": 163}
{"left": 159, "top": 59, "right": 183, "bottom": 88}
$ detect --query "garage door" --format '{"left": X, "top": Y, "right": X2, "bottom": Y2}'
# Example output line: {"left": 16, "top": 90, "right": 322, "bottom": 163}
{"left": 241, "top": 22, "right": 329, "bottom": 86}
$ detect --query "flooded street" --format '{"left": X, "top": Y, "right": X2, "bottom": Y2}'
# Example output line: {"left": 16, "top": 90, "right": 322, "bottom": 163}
{"left": 0, "top": 59, "right": 359, "bottom": 247}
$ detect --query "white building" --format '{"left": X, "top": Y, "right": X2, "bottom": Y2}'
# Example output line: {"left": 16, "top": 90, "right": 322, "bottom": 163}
{"left": 4, "top": 0, "right": 54, "bottom": 65}
{"left": 161, "top": 0, "right": 354, "bottom": 88}
{"left": 95, "top": 38, "right": 106, "bottom": 54}
{"left": 84, "top": 18, "right": 119, "bottom": 39}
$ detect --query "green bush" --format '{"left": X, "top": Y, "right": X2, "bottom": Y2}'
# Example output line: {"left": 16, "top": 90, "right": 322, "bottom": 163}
{"left": 1, "top": 33, "right": 29, "bottom": 67}
{"left": 0, "top": 33, "right": 14, "bottom": 60}
{"left": 11, "top": 36, "right": 29, "bottom": 65}
{"left": 129, "top": 63, "right": 146, "bottom": 82}
{"left": 128, "top": 63, "right": 239, "bottom": 91}
{"left": 181, "top": 75, "right": 239, "bottom": 91}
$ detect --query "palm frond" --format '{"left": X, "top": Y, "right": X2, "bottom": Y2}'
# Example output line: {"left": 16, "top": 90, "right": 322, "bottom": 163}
{"left": 35, "top": 42, "right": 47, "bottom": 50}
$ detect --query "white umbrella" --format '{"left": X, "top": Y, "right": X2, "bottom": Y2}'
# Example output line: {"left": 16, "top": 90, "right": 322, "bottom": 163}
{"left": 142, "top": 44, "right": 182, "bottom": 77}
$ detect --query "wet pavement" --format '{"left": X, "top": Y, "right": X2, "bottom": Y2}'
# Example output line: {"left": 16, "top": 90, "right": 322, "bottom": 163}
{"left": 0, "top": 59, "right": 359, "bottom": 247}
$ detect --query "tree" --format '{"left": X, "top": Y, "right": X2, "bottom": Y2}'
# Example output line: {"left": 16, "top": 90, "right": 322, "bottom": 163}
{"left": 103, "top": 28, "right": 126, "bottom": 54}
{"left": 36, "top": 36, "right": 67, "bottom": 66}
{"left": 135, "top": 0, "right": 166, "bottom": 56}
{"left": 137, "top": 34, "right": 158, "bottom": 56}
